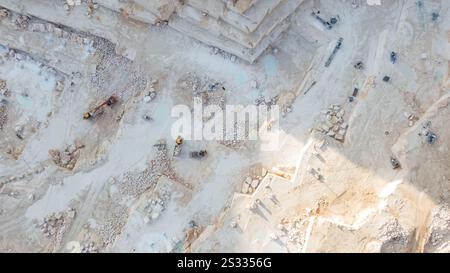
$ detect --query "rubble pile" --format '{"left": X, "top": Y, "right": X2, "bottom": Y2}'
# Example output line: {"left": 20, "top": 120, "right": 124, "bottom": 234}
{"left": 220, "top": 139, "right": 244, "bottom": 149}
{"left": 378, "top": 219, "right": 411, "bottom": 252}
{"left": 180, "top": 73, "right": 202, "bottom": 92}
{"left": 64, "top": 0, "right": 99, "bottom": 15}
{"left": 0, "top": 101, "right": 7, "bottom": 131}
{"left": 196, "top": 87, "right": 226, "bottom": 110}
{"left": 211, "top": 47, "right": 238, "bottom": 62}
{"left": 190, "top": 79, "right": 226, "bottom": 112}
{"left": 309, "top": 199, "right": 329, "bottom": 215}
{"left": 0, "top": 8, "right": 9, "bottom": 20}
{"left": 86, "top": 0, "right": 99, "bottom": 16}
{"left": 117, "top": 140, "right": 172, "bottom": 197}
{"left": 0, "top": 79, "right": 9, "bottom": 130}
{"left": 180, "top": 73, "right": 226, "bottom": 110}
{"left": 143, "top": 79, "right": 158, "bottom": 103}
{"left": 241, "top": 168, "right": 268, "bottom": 194}
{"left": 425, "top": 205, "right": 450, "bottom": 252}
{"left": 316, "top": 104, "right": 348, "bottom": 142}
{"left": 14, "top": 15, "right": 30, "bottom": 30}
{"left": 29, "top": 21, "right": 93, "bottom": 46}
{"left": 37, "top": 208, "right": 76, "bottom": 239}
{"left": 142, "top": 190, "right": 171, "bottom": 224}
{"left": 211, "top": 47, "right": 237, "bottom": 63}
{"left": 64, "top": 0, "right": 82, "bottom": 11}
{"left": 48, "top": 143, "right": 85, "bottom": 170}
{"left": 220, "top": 120, "right": 251, "bottom": 149}
{"left": 0, "top": 79, "right": 6, "bottom": 91}
{"left": 81, "top": 241, "right": 98, "bottom": 253}
{"left": 254, "top": 95, "right": 279, "bottom": 108}
{"left": 151, "top": 139, "right": 182, "bottom": 182}
{"left": 278, "top": 217, "right": 308, "bottom": 249}
{"left": 5, "top": 146, "right": 22, "bottom": 160}
{"left": 223, "top": 137, "right": 241, "bottom": 150}
{"left": 99, "top": 203, "right": 128, "bottom": 247}
{"left": 90, "top": 39, "right": 147, "bottom": 101}
{"left": 118, "top": 167, "right": 160, "bottom": 197}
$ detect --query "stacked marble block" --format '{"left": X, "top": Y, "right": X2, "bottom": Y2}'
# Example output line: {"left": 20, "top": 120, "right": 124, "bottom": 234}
{"left": 95, "top": 0, "right": 176, "bottom": 25}
{"left": 170, "top": 0, "right": 304, "bottom": 62}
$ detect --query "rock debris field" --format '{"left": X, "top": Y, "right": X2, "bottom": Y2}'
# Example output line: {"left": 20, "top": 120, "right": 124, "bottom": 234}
{"left": 0, "top": 0, "right": 450, "bottom": 253}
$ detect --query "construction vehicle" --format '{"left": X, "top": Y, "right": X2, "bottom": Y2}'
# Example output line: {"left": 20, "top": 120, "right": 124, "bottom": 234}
{"left": 390, "top": 156, "right": 401, "bottom": 169}
{"left": 311, "top": 11, "right": 339, "bottom": 30}
{"left": 311, "top": 11, "right": 332, "bottom": 29}
{"left": 354, "top": 61, "right": 364, "bottom": 70}
{"left": 325, "top": 37, "right": 343, "bottom": 67}
{"left": 190, "top": 150, "right": 207, "bottom": 158}
{"left": 143, "top": 114, "right": 152, "bottom": 121}
{"left": 83, "top": 95, "right": 118, "bottom": 120}
{"left": 432, "top": 12, "right": 439, "bottom": 21}
{"left": 425, "top": 131, "right": 437, "bottom": 144}
{"left": 173, "top": 136, "right": 183, "bottom": 156}
{"left": 390, "top": 52, "right": 398, "bottom": 64}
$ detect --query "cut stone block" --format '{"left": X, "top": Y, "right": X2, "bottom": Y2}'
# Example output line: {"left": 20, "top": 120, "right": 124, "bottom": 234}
{"left": 178, "top": 0, "right": 302, "bottom": 49}
{"left": 96, "top": 0, "right": 159, "bottom": 24}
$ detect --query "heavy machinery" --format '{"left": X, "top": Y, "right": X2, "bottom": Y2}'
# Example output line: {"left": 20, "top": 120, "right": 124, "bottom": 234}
{"left": 390, "top": 51, "right": 398, "bottom": 64}
{"left": 325, "top": 37, "right": 343, "bottom": 67}
{"left": 311, "top": 11, "right": 339, "bottom": 30}
{"left": 354, "top": 61, "right": 364, "bottom": 70}
{"left": 311, "top": 11, "right": 332, "bottom": 29}
{"left": 190, "top": 150, "right": 207, "bottom": 158}
{"left": 173, "top": 136, "right": 183, "bottom": 156}
{"left": 390, "top": 156, "right": 401, "bottom": 169}
{"left": 83, "top": 95, "right": 117, "bottom": 120}
{"left": 425, "top": 131, "right": 437, "bottom": 144}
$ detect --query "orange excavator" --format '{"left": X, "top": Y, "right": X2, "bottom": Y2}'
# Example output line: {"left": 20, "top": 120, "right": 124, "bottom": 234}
{"left": 83, "top": 95, "right": 118, "bottom": 120}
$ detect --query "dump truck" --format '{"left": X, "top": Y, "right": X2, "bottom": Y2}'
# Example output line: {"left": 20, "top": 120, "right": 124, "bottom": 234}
{"left": 83, "top": 95, "right": 117, "bottom": 120}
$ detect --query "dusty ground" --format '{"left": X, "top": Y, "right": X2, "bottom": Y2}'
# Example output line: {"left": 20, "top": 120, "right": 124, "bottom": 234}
{"left": 0, "top": 0, "right": 449, "bottom": 253}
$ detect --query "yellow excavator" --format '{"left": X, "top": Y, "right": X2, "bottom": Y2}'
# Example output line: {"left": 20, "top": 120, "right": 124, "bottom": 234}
{"left": 83, "top": 96, "right": 118, "bottom": 120}
{"left": 173, "top": 136, "right": 183, "bottom": 156}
